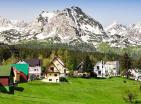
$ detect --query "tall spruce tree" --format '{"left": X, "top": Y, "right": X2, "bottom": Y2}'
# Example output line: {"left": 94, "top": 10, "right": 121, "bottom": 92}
{"left": 83, "top": 55, "right": 93, "bottom": 72}
{"left": 122, "top": 53, "right": 132, "bottom": 79}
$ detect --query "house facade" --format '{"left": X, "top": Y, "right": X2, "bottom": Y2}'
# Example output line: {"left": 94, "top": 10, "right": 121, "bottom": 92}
{"left": 0, "top": 65, "right": 14, "bottom": 93}
{"left": 93, "top": 61, "right": 120, "bottom": 77}
{"left": 43, "top": 63, "right": 60, "bottom": 83}
{"left": 105, "top": 61, "right": 120, "bottom": 76}
{"left": 93, "top": 61, "right": 106, "bottom": 77}
{"left": 128, "top": 69, "right": 141, "bottom": 81}
{"left": 43, "top": 57, "right": 68, "bottom": 83}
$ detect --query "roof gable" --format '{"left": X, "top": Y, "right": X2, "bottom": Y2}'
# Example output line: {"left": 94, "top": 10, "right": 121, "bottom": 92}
{"left": 11, "top": 64, "right": 29, "bottom": 75}
{"left": 17, "top": 61, "right": 27, "bottom": 64}
{"left": 53, "top": 57, "right": 65, "bottom": 67}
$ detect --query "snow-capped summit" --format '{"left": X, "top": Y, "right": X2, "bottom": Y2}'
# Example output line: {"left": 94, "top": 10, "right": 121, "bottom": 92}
{"left": 35, "top": 6, "right": 107, "bottom": 44}
{"left": 0, "top": 6, "right": 141, "bottom": 48}
{"left": 105, "top": 21, "right": 127, "bottom": 36}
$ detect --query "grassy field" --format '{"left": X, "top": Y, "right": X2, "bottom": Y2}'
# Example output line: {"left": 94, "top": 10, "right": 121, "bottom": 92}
{"left": 0, "top": 77, "right": 141, "bottom": 104}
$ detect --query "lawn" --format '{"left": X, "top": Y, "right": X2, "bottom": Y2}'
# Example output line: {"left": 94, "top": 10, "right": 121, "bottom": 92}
{"left": 0, "top": 77, "right": 141, "bottom": 104}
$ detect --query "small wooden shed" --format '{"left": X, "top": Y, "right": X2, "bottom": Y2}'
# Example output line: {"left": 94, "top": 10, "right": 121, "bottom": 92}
{"left": 0, "top": 65, "right": 14, "bottom": 93}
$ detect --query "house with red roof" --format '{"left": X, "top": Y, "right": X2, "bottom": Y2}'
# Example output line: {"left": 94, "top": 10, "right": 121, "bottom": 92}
{"left": 0, "top": 65, "right": 14, "bottom": 93}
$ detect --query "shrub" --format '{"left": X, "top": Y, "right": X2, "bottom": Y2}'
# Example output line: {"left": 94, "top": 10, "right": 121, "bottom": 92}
{"left": 60, "top": 77, "right": 68, "bottom": 82}
{"left": 123, "top": 90, "right": 137, "bottom": 104}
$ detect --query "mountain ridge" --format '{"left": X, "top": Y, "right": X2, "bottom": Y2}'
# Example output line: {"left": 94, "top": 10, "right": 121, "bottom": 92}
{"left": 0, "top": 6, "right": 141, "bottom": 48}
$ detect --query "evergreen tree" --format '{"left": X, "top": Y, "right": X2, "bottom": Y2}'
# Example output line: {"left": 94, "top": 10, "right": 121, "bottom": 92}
{"left": 122, "top": 53, "right": 132, "bottom": 79}
{"left": 83, "top": 55, "right": 93, "bottom": 72}
{"left": 137, "top": 57, "right": 141, "bottom": 69}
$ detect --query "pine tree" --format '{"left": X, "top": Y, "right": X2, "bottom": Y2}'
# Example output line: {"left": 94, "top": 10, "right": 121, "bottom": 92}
{"left": 83, "top": 55, "right": 93, "bottom": 72}
{"left": 122, "top": 53, "right": 132, "bottom": 79}
{"left": 137, "top": 57, "right": 141, "bottom": 69}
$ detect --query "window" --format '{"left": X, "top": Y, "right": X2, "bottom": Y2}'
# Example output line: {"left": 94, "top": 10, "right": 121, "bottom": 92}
{"left": 49, "top": 79, "right": 52, "bottom": 81}
{"left": 98, "top": 71, "right": 101, "bottom": 75}
{"left": 64, "top": 69, "right": 66, "bottom": 73}
{"left": 54, "top": 74, "right": 57, "bottom": 76}
{"left": 50, "top": 67, "right": 54, "bottom": 71}
{"left": 34, "top": 69, "right": 36, "bottom": 71}
{"left": 97, "top": 66, "right": 100, "bottom": 70}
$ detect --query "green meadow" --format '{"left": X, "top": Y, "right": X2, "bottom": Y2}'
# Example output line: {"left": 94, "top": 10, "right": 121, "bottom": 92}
{"left": 0, "top": 77, "right": 141, "bottom": 104}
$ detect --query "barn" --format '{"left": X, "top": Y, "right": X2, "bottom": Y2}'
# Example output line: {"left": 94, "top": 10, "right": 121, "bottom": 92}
{"left": 0, "top": 65, "right": 14, "bottom": 93}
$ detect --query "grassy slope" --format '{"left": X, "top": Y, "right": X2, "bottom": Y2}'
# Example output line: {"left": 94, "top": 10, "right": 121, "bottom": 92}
{"left": 0, "top": 77, "right": 141, "bottom": 104}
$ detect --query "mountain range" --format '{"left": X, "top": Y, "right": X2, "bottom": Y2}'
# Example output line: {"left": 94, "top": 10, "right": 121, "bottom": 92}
{"left": 0, "top": 6, "right": 141, "bottom": 48}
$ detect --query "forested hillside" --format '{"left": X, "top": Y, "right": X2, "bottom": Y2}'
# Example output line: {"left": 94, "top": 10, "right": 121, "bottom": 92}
{"left": 0, "top": 41, "right": 141, "bottom": 72}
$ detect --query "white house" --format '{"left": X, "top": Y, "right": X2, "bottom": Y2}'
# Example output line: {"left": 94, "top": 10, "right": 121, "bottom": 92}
{"left": 43, "top": 57, "right": 68, "bottom": 83}
{"left": 93, "top": 60, "right": 106, "bottom": 77}
{"left": 17, "top": 59, "right": 42, "bottom": 80}
{"left": 43, "top": 63, "right": 60, "bottom": 83}
{"left": 105, "top": 61, "right": 120, "bottom": 76}
{"left": 128, "top": 69, "right": 141, "bottom": 81}
{"left": 93, "top": 61, "right": 120, "bottom": 77}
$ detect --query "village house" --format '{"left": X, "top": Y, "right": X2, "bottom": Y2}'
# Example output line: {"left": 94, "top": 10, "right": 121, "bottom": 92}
{"left": 93, "top": 61, "right": 106, "bottom": 77}
{"left": 43, "top": 57, "right": 68, "bottom": 83}
{"left": 73, "top": 62, "right": 90, "bottom": 77}
{"left": 11, "top": 64, "right": 29, "bottom": 83}
{"left": 128, "top": 69, "right": 141, "bottom": 81}
{"left": 17, "top": 59, "right": 42, "bottom": 80}
{"left": 43, "top": 63, "right": 60, "bottom": 83}
{"left": 0, "top": 65, "right": 14, "bottom": 93}
{"left": 93, "top": 61, "right": 120, "bottom": 77}
{"left": 105, "top": 61, "right": 120, "bottom": 76}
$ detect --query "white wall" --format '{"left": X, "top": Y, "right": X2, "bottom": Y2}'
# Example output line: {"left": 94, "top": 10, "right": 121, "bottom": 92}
{"left": 94, "top": 61, "right": 120, "bottom": 77}
{"left": 93, "top": 61, "right": 106, "bottom": 77}
{"left": 53, "top": 59, "right": 66, "bottom": 77}
{"left": 29, "top": 66, "right": 41, "bottom": 74}
{"left": 44, "top": 73, "right": 60, "bottom": 83}
{"left": 29, "top": 66, "right": 41, "bottom": 78}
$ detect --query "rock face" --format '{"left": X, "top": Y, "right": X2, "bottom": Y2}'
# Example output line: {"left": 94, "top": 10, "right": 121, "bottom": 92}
{"left": 35, "top": 6, "right": 107, "bottom": 45}
{"left": 0, "top": 6, "right": 141, "bottom": 48}
{"left": 105, "top": 22, "right": 141, "bottom": 47}
{"left": 0, "top": 6, "right": 106, "bottom": 45}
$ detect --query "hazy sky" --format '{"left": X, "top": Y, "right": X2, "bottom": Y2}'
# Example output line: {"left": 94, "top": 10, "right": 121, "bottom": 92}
{"left": 0, "top": 0, "right": 141, "bottom": 26}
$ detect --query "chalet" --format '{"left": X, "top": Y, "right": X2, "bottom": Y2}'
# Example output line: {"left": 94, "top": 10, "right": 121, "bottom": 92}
{"left": 0, "top": 65, "right": 14, "bottom": 93}
{"left": 93, "top": 61, "right": 120, "bottom": 77}
{"left": 43, "top": 64, "right": 60, "bottom": 83}
{"left": 93, "top": 61, "right": 106, "bottom": 77}
{"left": 73, "top": 62, "right": 90, "bottom": 77}
{"left": 11, "top": 64, "right": 29, "bottom": 83}
{"left": 105, "top": 61, "right": 120, "bottom": 76}
{"left": 43, "top": 57, "right": 68, "bottom": 83}
{"left": 128, "top": 69, "right": 141, "bottom": 81}
{"left": 17, "top": 59, "right": 42, "bottom": 80}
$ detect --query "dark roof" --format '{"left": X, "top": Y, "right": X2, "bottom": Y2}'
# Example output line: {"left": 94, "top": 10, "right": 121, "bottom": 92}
{"left": 24, "top": 59, "right": 41, "bottom": 67}
{"left": 77, "top": 62, "right": 84, "bottom": 72}
{"left": 0, "top": 65, "right": 12, "bottom": 77}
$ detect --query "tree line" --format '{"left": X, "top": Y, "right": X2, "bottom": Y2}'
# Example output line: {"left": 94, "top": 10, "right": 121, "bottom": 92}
{"left": 0, "top": 41, "right": 140, "bottom": 73}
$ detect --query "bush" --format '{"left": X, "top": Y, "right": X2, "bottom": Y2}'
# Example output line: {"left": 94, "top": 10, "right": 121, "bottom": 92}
{"left": 123, "top": 80, "right": 127, "bottom": 83}
{"left": 123, "top": 90, "right": 137, "bottom": 104}
{"left": 60, "top": 77, "right": 68, "bottom": 82}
